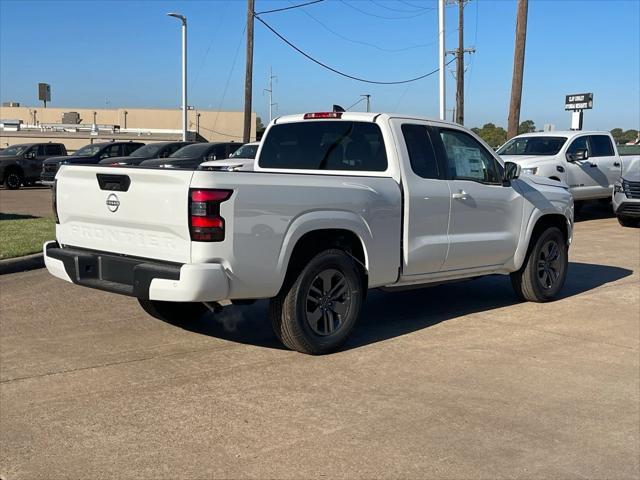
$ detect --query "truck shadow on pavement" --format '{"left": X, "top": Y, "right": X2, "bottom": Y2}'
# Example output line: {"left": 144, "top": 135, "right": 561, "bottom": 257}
{"left": 173, "top": 261, "right": 632, "bottom": 352}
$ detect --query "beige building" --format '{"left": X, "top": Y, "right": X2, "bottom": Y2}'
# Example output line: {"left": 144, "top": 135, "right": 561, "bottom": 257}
{"left": 0, "top": 105, "right": 256, "bottom": 151}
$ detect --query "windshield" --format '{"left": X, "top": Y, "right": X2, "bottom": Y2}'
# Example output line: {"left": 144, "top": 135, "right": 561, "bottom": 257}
{"left": 72, "top": 144, "right": 103, "bottom": 156}
{"left": 230, "top": 144, "right": 259, "bottom": 159}
{"left": 0, "top": 145, "right": 29, "bottom": 156}
{"left": 169, "top": 143, "right": 211, "bottom": 158}
{"left": 497, "top": 136, "right": 567, "bottom": 156}
{"left": 130, "top": 144, "right": 162, "bottom": 158}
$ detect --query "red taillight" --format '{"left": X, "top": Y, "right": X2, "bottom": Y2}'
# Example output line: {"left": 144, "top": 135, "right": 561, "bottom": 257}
{"left": 189, "top": 188, "right": 232, "bottom": 242}
{"left": 303, "top": 112, "right": 343, "bottom": 119}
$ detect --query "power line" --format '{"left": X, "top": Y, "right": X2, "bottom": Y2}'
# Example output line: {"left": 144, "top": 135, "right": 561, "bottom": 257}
{"left": 338, "top": 0, "right": 434, "bottom": 20}
{"left": 207, "top": 24, "right": 246, "bottom": 136}
{"left": 190, "top": 0, "right": 230, "bottom": 92}
{"left": 300, "top": 8, "right": 441, "bottom": 53}
{"left": 254, "top": 13, "right": 455, "bottom": 84}
{"left": 255, "top": 0, "right": 325, "bottom": 15}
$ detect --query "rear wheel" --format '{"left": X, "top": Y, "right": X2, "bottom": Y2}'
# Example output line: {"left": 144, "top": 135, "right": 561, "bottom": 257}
{"left": 3, "top": 170, "right": 22, "bottom": 190}
{"left": 138, "top": 299, "right": 208, "bottom": 325}
{"left": 270, "top": 249, "right": 364, "bottom": 355}
{"left": 511, "top": 227, "right": 568, "bottom": 302}
{"left": 617, "top": 216, "right": 640, "bottom": 228}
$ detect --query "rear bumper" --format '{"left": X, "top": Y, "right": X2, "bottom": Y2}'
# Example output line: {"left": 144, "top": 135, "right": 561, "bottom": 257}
{"left": 43, "top": 241, "right": 229, "bottom": 302}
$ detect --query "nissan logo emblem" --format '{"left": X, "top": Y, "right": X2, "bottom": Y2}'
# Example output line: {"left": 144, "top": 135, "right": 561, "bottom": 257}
{"left": 106, "top": 193, "right": 120, "bottom": 212}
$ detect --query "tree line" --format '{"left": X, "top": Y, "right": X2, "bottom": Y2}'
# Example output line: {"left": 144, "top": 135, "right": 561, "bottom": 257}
{"left": 471, "top": 121, "right": 639, "bottom": 148}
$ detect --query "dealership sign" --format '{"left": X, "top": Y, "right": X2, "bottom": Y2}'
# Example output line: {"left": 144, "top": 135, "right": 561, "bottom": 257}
{"left": 565, "top": 93, "right": 593, "bottom": 111}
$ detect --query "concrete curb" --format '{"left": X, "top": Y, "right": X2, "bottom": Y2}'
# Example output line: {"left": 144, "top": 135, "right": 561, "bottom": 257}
{"left": 0, "top": 253, "right": 44, "bottom": 275}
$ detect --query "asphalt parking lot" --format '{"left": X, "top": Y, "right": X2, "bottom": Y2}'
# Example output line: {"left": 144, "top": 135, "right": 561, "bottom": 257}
{"left": 1, "top": 192, "right": 639, "bottom": 479}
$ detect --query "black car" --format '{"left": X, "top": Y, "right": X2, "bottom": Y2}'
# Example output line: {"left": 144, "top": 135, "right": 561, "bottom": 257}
{"left": 0, "top": 142, "right": 67, "bottom": 189}
{"left": 98, "top": 141, "right": 195, "bottom": 166}
{"left": 41, "top": 141, "right": 144, "bottom": 184}
{"left": 140, "top": 142, "right": 242, "bottom": 170}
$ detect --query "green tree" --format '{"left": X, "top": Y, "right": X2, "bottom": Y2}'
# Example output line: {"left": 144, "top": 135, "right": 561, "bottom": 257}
{"left": 622, "top": 129, "right": 639, "bottom": 144}
{"left": 518, "top": 120, "right": 536, "bottom": 134}
{"left": 610, "top": 128, "right": 624, "bottom": 144}
{"left": 256, "top": 116, "right": 265, "bottom": 131}
{"left": 472, "top": 123, "right": 508, "bottom": 148}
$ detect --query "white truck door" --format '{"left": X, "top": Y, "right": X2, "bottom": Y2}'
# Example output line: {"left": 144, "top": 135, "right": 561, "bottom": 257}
{"left": 435, "top": 127, "right": 523, "bottom": 271}
{"left": 391, "top": 121, "right": 451, "bottom": 275}
{"left": 565, "top": 135, "right": 609, "bottom": 199}
{"left": 589, "top": 134, "right": 622, "bottom": 191}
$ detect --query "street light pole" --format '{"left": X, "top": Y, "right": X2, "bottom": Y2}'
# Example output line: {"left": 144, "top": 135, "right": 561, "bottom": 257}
{"left": 438, "top": 0, "right": 446, "bottom": 121}
{"left": 167, "top": 12, "right": 187, "bottom": 141}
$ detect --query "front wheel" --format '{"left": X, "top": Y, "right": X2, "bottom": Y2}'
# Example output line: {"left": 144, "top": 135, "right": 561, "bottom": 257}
{"left": 617, "top": 216, "right": 640, "bottom": 228}
{"left": 270, "top": 249, "right": 364, "bottom": 355}
{"left": 511, "top": 227, "right": 568, "bottom": 302}
{"left": 4, "top": 171, "right": 22, "bottom": 190}
{"left": 138, "top": 299, "right": 208, "bottom": 325}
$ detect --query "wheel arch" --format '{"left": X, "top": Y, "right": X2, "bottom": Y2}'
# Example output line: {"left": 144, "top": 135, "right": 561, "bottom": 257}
{"left": 2, "top": 164, "right": 24, "bottom": 180}
{"left": 275, "top": 212, "right": 372, "bottom": 292}
{"left": 514, "top": 212, "right": 571, "bottom": 270}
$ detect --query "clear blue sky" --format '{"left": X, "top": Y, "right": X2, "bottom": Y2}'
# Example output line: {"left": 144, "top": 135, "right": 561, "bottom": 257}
{"left": 1, "top": 0, "right": 638, "bottom": 131}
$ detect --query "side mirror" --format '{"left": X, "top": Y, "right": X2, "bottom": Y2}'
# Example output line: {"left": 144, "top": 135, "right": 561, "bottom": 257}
{"left": 566, "top": 148, "right": 589, "bottom": 162}
{"left": 207, "top": 154, "right": 217, "bottom": 161}
{"left": 503, "top": 161, "right": 521, "bottom": 182}
{"left": 25, "top": 150, "right": 36, "bottom": 159}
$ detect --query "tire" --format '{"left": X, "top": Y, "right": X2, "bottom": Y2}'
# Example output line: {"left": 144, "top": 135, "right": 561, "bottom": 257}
{"left": 138, "top": 299, "right": 208, "bottom": 325}
{"left": 269, "top": 249, "right": 364, "bottom": 355}
{"left": 510, "top": 227, "right": 568, "bottom": 302}
{"left": 617, "top": 216, "right": 640, "bottom": 228}
{"left": 3, "top": 170, "right": 22, "bottom": 190}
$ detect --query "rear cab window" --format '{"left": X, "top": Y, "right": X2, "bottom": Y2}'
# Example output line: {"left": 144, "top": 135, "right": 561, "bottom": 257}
{"left": 259, "top": 121, "right": 387, "bottom": 172}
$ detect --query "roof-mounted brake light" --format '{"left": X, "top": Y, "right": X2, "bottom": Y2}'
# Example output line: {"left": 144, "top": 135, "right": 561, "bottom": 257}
{"left": 303, "top": 112, "right": 343, "bottom": 120}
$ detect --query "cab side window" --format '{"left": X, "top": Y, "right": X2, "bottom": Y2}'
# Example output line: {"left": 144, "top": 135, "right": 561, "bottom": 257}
{"left": 124, "top": 143, "right": 142, "bottom": 155}
{"left": 101, "top": 144, "right": 122, "bottom": 158}
{"left": 45, "top": 144, "right": 63, "bottom": 155}
{"left": 566, "top": 136, "right": 589, "bottom": 155}
{"left": 401, "top": 124, "right": 440, "bottom": 179}
{"left": 36, "top": 145, "right": 46, "bottom": 156}
{"left": 589, "top": 135, "right": 614, "bottom": 157}
{"left": 438, "top": 128, "right": 501, "bottom": 184}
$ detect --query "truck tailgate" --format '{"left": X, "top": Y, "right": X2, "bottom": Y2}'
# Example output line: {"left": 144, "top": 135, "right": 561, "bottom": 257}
{"left": 55, "top": 166, "right": 194, "bottom": 263}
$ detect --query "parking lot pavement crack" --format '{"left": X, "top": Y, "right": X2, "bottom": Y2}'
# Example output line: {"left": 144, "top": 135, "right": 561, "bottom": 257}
{"left": 0, "top": 344, "right": 241, "bottom": 385}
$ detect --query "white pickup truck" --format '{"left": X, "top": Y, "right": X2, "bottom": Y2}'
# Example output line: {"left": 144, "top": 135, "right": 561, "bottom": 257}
{"left": 45, "top": 112, "right": 573, "bottom": 354}
{"left": 497, "top": 131, "right": 625, "bottom": 207}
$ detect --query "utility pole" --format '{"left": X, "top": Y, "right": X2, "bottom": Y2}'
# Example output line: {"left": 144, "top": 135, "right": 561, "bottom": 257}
{"left": 445, "top": 1, "right": 475, "bottom": 125}
{"left": 243, "top": 0, "right": 255, "bottom": 143}
{"left": 438, "top": 0, "right": 446, "bottom": 120}
{"left": 264, "top": 67, "right": 277, "bottom": 122}
{"left": 507, "top": 0, "right": 528, "bottom": 139}
{"left": 361, "top": 94, "right": 371, "bottom": 112}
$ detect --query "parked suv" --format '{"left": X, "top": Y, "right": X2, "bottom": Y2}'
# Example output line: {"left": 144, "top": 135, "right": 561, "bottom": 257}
{"left": 140, "top": 142, "right": 242, "bottom": 169}
{"left": 41, "top": 141, "right": 144, "bottom": 184}
{"left": 0, "top": 142, "right": 67, "bottom": 189}
{"left": 99, "top": 141, "right": 195, "bottom": 166}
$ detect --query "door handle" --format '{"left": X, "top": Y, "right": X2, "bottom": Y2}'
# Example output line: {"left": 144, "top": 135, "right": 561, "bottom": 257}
{"left": 452, "top": 191, "right": 468, "bottom": 200}
{"left": 613, "top": 161, "right": 621, "bottom": 167}
{"left": 589, "top": 163, "right": 598, "bottom": 168}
